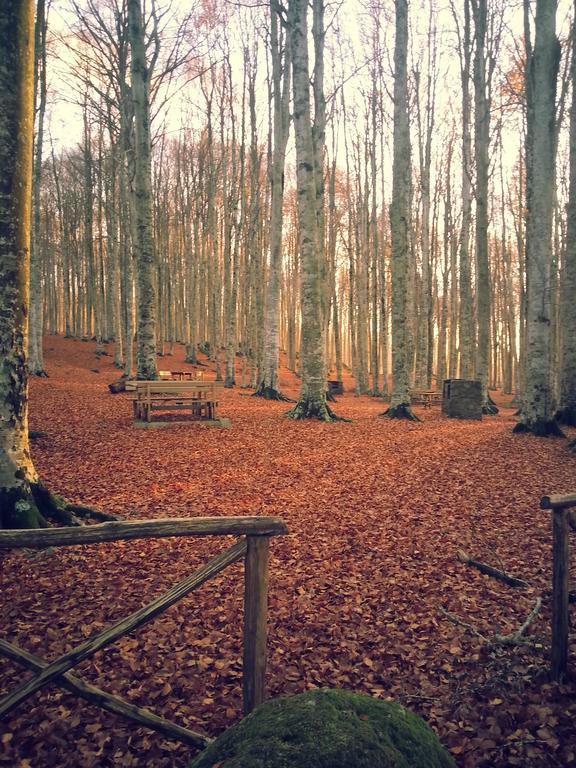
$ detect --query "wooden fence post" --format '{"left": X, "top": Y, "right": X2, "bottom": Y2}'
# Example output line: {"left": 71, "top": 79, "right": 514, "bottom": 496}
{"left": 243, "top": 535, "right": 270, "bottom": 715}
{"left": 551, "top": 506, "right": 570, "bottom": 681}
{"left": 541, "top": 495, "right": 574, "bottom": 682}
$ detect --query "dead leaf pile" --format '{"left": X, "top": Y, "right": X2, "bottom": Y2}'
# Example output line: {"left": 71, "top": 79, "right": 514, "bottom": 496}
{"left": 1, "top": 336, "right": 575, "bottom": 768}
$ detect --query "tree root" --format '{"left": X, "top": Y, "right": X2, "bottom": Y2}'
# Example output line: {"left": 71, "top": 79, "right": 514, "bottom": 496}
{"left": 0, "top": 483, "right": 120, "bottom": 530}
{"left": 252, "top": 384, "right": 294, "bottom": 402}
{"left": 326, "top": 390, "right": 337, "bottom": 403}
{"left": 380, "top": 403, "right": 421, "bottom": 421}
{"left": 556, "top": 406, "right": 576, "bottom": 427}
{"left": 287, "top": 399, "right": 348, "bottom": 422}
{"left": 513, "top": 418, "right": 565, "bottom": 437}
{"left": 30, "top": 369, "right": 49, "bottom": 378}
{"left": 482, "top": 400, "right": 499, "bottom": 415}
{"left": 457, "top": 550, "right": 528, "bottom": 588}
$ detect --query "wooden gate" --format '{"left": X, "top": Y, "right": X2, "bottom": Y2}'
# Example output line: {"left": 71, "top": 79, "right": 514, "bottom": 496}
{"left": 0, "top": 516, "right": 288, "bottom": 748}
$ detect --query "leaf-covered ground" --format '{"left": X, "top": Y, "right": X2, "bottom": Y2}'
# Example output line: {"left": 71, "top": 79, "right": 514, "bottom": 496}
{"left": 1, "top": 336, "right": 575, "bottom": 768}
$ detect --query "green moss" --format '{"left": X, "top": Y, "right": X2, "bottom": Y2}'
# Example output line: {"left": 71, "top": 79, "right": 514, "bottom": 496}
{"left": 189, "top": 689, "right": 454, "bottom": 768}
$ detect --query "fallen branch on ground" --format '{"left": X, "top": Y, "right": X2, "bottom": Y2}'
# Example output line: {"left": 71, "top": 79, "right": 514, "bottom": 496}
{"left": 495, "top": 597, "right": 542, "bottom": 645}
{"left": 441, "top": 597, "right": 543, "bottom": 648}
{"left": 457, "top": 550, "right": 529, "bottom": 588}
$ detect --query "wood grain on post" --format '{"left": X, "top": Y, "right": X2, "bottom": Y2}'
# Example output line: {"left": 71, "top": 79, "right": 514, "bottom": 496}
{"left": 0, "top": 517, "right": 288, "bottom": 549}
{"left": 540, "top": 493, "right": 576, "bottom": 510}
{"left": 243, "top": 535, "right": 270, "bottom": 715}
{"left": 551, "top": 506, "right": 570, "bottom": 681}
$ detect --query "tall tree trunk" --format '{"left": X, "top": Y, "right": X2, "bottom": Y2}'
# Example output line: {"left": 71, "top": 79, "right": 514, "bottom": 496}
{"left": 472, "top": 0, "right": 498, "bottom": 414}
{"left": 128, "top": 0, "right": 157, "bottom": 380}
{"left": 514, "top": 0, "right": 561, "bottom": 436}
{"left": 255, "top": 1, "right": 291, "bottom": 400}
{"left": 28, "top": 0, "right": 47, "bottom": 376}
{"left": 287, "top": 0, "right": 336, "bottom": 420}
{"left": 455, "top": 0, "right": 475, "bottom": 379}
{"left": 383, "top": 0, "right": 418, "bottom": 421}
{"left": 558, "top": 6, "right": 576, "bottom": 429}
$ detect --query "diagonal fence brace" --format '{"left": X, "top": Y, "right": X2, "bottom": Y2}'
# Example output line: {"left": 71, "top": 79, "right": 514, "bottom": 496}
{"left": 0, "top": 539, "right": 247, "bottom": 718}
{"left": 0, "top": 639, "right": 211, "bottom": 748}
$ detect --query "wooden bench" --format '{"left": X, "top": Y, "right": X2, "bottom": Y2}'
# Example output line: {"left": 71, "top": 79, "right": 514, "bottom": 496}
{"left": 132, "top": 381, "right": 223, "bottom": 423}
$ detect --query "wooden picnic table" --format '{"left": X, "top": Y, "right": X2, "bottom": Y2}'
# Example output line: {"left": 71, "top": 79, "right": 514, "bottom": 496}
{"left": 411, "top": 390, "right": 443, "bottom": 408}
{"left": 132, "top": 380, "right": 222, "bottom": 423}
{"left": 158, "top": 370, "right": 203, "bottom": 381}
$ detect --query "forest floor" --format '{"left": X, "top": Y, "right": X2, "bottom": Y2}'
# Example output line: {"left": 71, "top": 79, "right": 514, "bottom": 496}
{"left": 1, "top": 336, "right": 575, "bottom": 768}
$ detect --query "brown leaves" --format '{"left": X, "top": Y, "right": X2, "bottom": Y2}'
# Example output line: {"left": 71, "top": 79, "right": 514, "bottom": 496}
{"left": 1, "top": 337, "right": 575, "bottom": 767}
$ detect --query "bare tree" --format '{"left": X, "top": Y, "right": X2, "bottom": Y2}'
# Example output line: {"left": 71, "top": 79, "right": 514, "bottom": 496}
{"left": 287, "top": 0, "right": 338, "bottom": 420}
{"left": 382, "top": 0, "right": 418, "bottom": 420}
{"left": 558, "top": 6, "right": 576, "bottom": 430}
{"left": 514, "top": 0, "right": 562, "bottom": 436}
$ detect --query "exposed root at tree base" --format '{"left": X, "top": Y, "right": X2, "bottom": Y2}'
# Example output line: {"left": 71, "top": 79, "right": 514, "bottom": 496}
{"left": 287, "top": 399, "right": 349, "bottom": 422}
{"left": 556, "top": 407, "right": 576, "bottom": 427}
{"left": 482, "top": 393, "right": 499, "bottom": 415}
{"left": 513, "top": 419, "right": 565, "bottom": 438}
{"left": 30, "top": 370, "right": 49, "bottom": 378}
{"left": 380, "top": 403, "right": 421, "bottom": 421}
{"left": 326, "top": 391, "right": 337, "bottom": 403}
{"left": 252, "top": 384, "right": 293, "bottom": 402}
{"left": 0, "top": 483, "right": 120, "bottom": 530}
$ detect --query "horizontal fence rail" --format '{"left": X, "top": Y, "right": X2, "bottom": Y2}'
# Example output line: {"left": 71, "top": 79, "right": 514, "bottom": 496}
{"left": 0, "top": 516, "right": 288, "bottom": 549}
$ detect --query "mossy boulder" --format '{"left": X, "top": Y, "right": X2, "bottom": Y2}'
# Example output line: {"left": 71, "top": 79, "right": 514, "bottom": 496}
{"left": 189, "top": 689, "right": 455, "bottom": 768}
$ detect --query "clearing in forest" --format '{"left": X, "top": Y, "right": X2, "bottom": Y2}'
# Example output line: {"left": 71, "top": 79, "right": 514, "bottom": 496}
{"left": 1, "top": 336, "right": 575, "bottom": 768}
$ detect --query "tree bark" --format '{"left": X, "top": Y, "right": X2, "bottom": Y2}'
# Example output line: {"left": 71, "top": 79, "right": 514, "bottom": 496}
{"left": 0, "top": 0, "right": 47, "bottom": 527}
{"left": 383, "top": 0, "right": 418, "bottom": 421}
{"left": 287, "top": 0, "right": 337, "bottom": 421}
{"left": 558, "top": 7, "right": 576, "bottom": 427}
{"left": 514, "top": 0, "right": 561, "bottom": 436}
{"left": 128, "top": 0, "right": 157, "bottom": 380}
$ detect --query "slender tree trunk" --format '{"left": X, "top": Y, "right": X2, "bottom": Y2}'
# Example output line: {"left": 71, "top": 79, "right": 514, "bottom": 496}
{"left": 383, "top": 0, "right": 418, "bottom": 421}
{"left": 128, "top": 0, "right": 157, "bottom": 380}
{"left": 558, "top": 7, "right": 576, "bottom": 429}
{"left": 456, "top": 0, "right": 475, "bottom": 379}
{"left": 472, "top": 0, "right": 498, "bottom": 414}
{"left": 255, "top": 2, "right": 291, "bottom": 400}
{"left": 287, "top": 0, "right": 336, "bottom": 420}
{"left": 28, "top": 0, "right": 47, "bottom": 376}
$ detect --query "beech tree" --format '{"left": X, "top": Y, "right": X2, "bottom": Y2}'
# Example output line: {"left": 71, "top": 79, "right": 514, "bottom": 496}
{"left": 557, "top": 6, "right": 576, "bottom": 429}
{"left": 0, "top": 0, "right": 102, "bottom": 527}
{"left": 383, "top": 0, "right": 417, "bottom": 420}
{"left": 287, "top": 0, "right": 338, "bottom": 420}
{"left": 128, "top": 0, "right": 157, "bottom": 380}
{"left": 514, "top": 0, "right": 562, "bottom": 436}
{"left": 254, "top": 0, "right": 291, "bottom": 400}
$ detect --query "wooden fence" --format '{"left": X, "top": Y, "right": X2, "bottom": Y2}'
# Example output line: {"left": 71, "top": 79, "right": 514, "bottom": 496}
{"left": 0, "top": 516, "right": 288, "bottom": 748}
{"left": 540, "top": 494, "right": 575, "bottom": 681}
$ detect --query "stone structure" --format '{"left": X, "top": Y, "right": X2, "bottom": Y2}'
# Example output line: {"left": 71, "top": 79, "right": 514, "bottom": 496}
{"left": 442, "top": 379, "right": 482, "bottom": 420}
